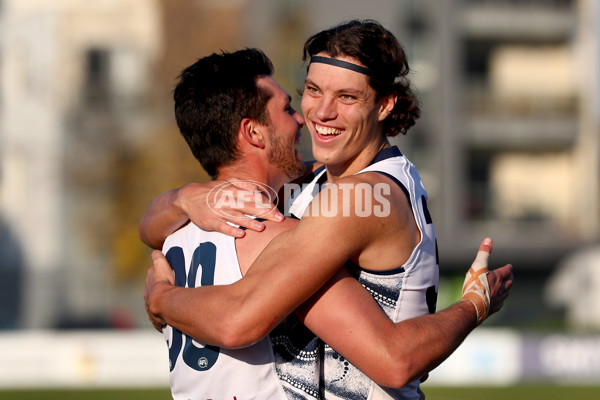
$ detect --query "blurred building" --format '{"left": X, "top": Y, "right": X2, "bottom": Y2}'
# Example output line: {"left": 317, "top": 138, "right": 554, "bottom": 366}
{"left": 392, "top": 0, "right": 600, "bottom": 328}
{"left": 0, "top": 0, "right": 598, "bottom": 330}
{"left": 258, "top": 0, "right": 600, "bottom": 326}
{"left": 0, "top": 0, "right": 162, "bottom": 328}
{"left": 0, "top": 0, "right": 252, "bottom": 330}
{"left": 419, "top": 0, "right": 599, "bottom": 272}
{"left": 250, "top": 0, "right": 600, "bottom": 271}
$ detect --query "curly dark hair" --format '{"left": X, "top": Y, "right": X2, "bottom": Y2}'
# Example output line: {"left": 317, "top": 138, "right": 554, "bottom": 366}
{"left": 303, "top": 19, "right": 420, "bottom": 137}
{"left": 174, "top": 49, "right": 274, "bottom": 178}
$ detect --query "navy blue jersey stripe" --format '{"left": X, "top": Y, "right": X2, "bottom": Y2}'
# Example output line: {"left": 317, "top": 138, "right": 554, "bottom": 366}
{"left": 369, "top": 146, "right": 402, "bottom": 165}
{"left": 367, "top": 170, "right": 410, "bottom": 203}
{"left": 346, "top": 259, "right": 405, "bottom": 276}
{"left": 421, "top": 195, "right": 433, "bottom": 224}
{"left": 301, "top": 164, "right": 327, "bottom": 185}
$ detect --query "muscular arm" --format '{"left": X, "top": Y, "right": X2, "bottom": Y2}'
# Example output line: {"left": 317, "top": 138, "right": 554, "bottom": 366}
{"left": 139, "top": 181, "right": 285, "bottom": 249}
{"left": 139, "top": 162, "right": 320, "bottom": 249}
{"left": 145, "top": 180, "right": 513, "bottom": 384}
{"left": 139, "top": 188, "right": 190, "bottom": 249}
{"left": 300, "top": 269, "right": 478, "bottom": 387}
{"left": 146, "top": 235, "right": 512, "bottom": 388}
{"left": 148, "top": 212, "right": 353, "bottom": 346}
{"left": 297, "top": 238, "right": 513, "bottom": 388}
{"left": 146, "top": 182, "right": 376, "bottom": 346}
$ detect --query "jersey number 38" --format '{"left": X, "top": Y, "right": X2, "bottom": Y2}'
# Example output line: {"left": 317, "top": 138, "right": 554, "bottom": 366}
{"left": 164, "top": 243, "right": 220, "bottom": 372}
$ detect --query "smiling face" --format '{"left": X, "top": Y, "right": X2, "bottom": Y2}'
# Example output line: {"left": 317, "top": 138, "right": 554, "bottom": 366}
{"left": 257, "top": 76, "right": 306, "bottom": 182}
{"left": 301, "top": 53, "right": 395, "bottom": 178}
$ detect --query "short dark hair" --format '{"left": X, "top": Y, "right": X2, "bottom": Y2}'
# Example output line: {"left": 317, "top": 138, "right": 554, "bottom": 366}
{"left": 303, "top": 19, "right": 420, "bottom": 137}
{"left": 174, "top": 49, "right": 274, "bottom": 178}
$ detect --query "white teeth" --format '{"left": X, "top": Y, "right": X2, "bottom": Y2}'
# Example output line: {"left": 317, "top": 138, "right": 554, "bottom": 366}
{"left": 315, "top": 124, "right": 343, "bottom": 136}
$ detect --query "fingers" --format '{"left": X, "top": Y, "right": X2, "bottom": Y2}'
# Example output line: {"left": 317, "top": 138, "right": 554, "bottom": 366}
{"left": 144, "top": 299, "right": 165, "bottom": 332}
{"left": 486, "top": 263, "right": 514, "bottom": 317}
{"left": 223, "top": 199, "right": 283, "bottom": 225}
{"left": 151, "top": 250, "right": 171, "bottom": 270}
{"left": 151, "top": 249, "right": 164, "bottom": 262}
{"left": 478, "top": 237, "right": 493, "bottom": 254}
{"left": 252, "top": 204, "right": 285, "bottom": 223}
{"left": 495, "top": 263, "right": 514, "bottom": 280}
{"left": 465, "top": 238, "right": 514, "bottom": 322}
{"left": 462, "top": 238, "right": 496, "bottom": 324}
{"left": 471, "top": 238, "right": 492, "bottom": 273}
{"left": 215, "top": 221, "right": 247, "bottom": 238}
{"left": 233, "top": 188, "right": 284, "bottom": 223}
{"left": 146, "top": 251, "right": 169, "bottom": 332}
{"left": 200, "top": 216, "right": 267, "bottom": 237}
{"left": 488, "top": 265, "right": 514, "bottom": 291}
{"left": 199, "top": 180, "right": 284, "bottom": 234}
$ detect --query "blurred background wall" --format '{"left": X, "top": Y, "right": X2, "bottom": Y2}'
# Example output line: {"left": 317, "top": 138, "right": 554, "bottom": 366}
{"left": 0, "top": 0, "right": 598, "bottom": 387}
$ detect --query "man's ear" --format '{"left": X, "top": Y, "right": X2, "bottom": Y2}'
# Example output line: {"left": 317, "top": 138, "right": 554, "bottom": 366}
{"left": 378, "top": 93, "right": 397, "bottom": 122}
{"left": 240, "top": 118, "right": 266, "bottom": 149}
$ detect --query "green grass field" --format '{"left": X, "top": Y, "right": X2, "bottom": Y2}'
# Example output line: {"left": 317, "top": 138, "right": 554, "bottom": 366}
{"left": 422, "top": 385, "right": 600, "bottom": 400}
{"left": 1, "top": 385, "right": 599, "bottom": 399}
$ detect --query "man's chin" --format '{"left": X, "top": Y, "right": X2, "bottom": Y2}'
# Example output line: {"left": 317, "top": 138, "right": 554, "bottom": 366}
{"left": 286, "top": 161, "right": 307, "bottom": 182}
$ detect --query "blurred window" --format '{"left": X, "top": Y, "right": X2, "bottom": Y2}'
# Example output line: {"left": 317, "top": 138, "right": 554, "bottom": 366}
{"left": 85, "top": 48, "right": 110, "bottom": 107}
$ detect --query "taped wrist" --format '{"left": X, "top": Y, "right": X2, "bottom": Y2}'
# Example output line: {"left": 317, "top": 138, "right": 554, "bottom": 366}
{"left": 462, "top": 250, "right": 491, "bottom": 325}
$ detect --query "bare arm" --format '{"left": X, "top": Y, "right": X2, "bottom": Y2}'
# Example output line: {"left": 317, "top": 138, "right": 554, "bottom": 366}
{"left": 145, "top": 181, "right": 512, "bottom": 361}
{"left": 145, "top": 235, "right": 512, "bottom": 387}
{"left": 145, "top": 183, "right": 374, "bottom": 346}
{"left": 139, "top": 188, "right": 190, "bottom": 249}
{"left": 139, "top": 181, "right": 285, "bottom": 249}
{"left": 139, "top": 161, "right": 320, "bottom": 249}
{"left": 297, "top": 238, "right": 513, "bottom": 388}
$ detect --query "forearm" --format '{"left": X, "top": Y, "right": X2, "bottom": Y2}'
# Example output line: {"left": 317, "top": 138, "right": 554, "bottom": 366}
{"left": 139, "top": 188, "right": 189, "bottom": 249}
{"left": 388, "top": 300, "right": 478, "bottom": 386}
{"left": 299, "top": 270, "right": 478, "bottom": 388}
{"left": 148, "top": 281, "right": 275, "bottom": 348}
{"left": 149, "top": 225, "right": 345, "bottom": 348}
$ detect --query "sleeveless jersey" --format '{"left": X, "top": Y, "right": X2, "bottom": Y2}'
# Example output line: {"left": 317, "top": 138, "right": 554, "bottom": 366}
{"left": 272, "top": 146, "right": 439, "bottom": 400}
{"left": 162, "top": 223, "right": 288, "bottom": 400}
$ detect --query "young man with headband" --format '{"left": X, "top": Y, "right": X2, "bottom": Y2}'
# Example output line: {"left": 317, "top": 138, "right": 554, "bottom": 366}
{"left": 143, "top": 20, "right": 513, "bottom": 399}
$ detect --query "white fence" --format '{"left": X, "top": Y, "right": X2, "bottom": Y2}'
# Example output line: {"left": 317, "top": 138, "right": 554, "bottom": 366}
{"left": 0, "top": 329, "right": 599, "bottom": 388}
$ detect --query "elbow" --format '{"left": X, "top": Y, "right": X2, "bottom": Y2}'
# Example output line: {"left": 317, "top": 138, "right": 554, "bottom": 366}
{"left": 371, "top": 353, "right": 414, "bottom": 388}
{"left": 213, "top": 313, "right": 273, "bottom": 349}
{"left": 138, "top": 215, "right": 149, "bottom": 245}
{"left": 217, "top": 326, "right": 259, "bottom": 349}
{"left": 138, "top": 217, "right": 163, "bottom": 250}
{"left": 207, "top": 288, "right": 281, "bottom": 349}
{"left": 377, "top": 371, "right": 412, "bottom": 389}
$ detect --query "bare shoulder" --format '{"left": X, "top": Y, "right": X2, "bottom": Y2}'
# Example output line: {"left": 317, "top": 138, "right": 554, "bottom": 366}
{"left": 305, "top": 172, "right": 418, "bottom": 270}
{"left": 304, "top": 172, "right": 409, "bottom": 221}
{"left": 235, "top": 217, "right": 299, "bottom": 275}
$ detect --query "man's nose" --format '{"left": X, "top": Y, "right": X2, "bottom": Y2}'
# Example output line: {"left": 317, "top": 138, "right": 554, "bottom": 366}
{"left": 295, "top": 111, "right": 305, "bottom": 128}
{"left": 315, "top": 97, "right": 337, "bottom": 121}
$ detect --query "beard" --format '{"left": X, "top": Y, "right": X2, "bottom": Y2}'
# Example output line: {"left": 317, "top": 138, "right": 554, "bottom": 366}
{"left": 267, "top": 128, "right": 306, "bottom": 181}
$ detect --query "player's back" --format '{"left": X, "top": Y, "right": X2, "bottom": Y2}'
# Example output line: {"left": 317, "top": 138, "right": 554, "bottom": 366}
{"left": 162, "top": 221, "right": 292, "bottom": 400}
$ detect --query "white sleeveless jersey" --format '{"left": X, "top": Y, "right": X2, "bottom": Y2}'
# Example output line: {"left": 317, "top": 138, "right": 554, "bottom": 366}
{"left": 162, "top": 223, "right": 287, "bottom": 400}
{"left": 273, "top": 146, "right": 439, "bottom": 400}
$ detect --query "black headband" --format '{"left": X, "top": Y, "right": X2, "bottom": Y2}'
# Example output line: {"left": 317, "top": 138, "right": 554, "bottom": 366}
{"left": 309, "top": 56, "right": 376, "bottom": 77}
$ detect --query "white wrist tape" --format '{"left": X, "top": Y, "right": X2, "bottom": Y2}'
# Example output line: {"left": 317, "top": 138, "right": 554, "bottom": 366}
{"left": 462, "top": 250, "right": 491, "bottom": 325}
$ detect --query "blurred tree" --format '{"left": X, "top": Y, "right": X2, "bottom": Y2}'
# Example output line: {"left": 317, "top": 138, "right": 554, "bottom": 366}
{"left": 108, "top": 0, "right": 247, "bottom": 281}
{"left": 62, "top": 0, "right": 249, "bottom": 283}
